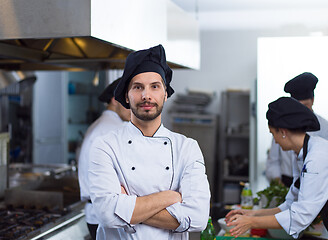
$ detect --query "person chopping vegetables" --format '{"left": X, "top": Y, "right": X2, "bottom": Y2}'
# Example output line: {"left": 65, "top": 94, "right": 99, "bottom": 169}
{"left": 225, "top": 97, "right": 328, "bottom": 239}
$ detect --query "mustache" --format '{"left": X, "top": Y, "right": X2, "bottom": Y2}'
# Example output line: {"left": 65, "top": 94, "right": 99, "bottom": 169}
{"left": 137, "top": 101, "right": 157, "bottom": 107}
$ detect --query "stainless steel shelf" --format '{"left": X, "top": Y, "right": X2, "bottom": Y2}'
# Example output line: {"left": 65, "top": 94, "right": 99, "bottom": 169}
{"left": 218, "top": 90, "right": 250, "bottom": 204}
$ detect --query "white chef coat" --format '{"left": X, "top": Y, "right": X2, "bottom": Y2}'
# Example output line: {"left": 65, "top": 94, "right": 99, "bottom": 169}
{"left": 266, "top": 113, "right": 328, "bottom": 181}
{"left": 266, "top": 139, "right": 295, "bottom": 180}
{"left": 275, "top": 136, "right": 328, "bottom": 239}
{"left": 309, "top": 114, "right": 328, "bottom": 139}
{"left": 78, "top": 110, "right": 127, "bottom": 224}
{"left": 88, "top": 122, "right": 211, "bottom": 240}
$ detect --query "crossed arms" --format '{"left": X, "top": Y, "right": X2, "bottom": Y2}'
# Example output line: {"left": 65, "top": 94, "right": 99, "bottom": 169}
{"left": 89, "top": 137, "right": 210, "bottom": 233}
{"left": 121, "top": 186, "right": 181, "bottom": 229}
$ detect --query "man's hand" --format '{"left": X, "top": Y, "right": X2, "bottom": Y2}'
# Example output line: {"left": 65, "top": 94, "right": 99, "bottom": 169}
{"left": 144, "top": 209, "right": 180, "bottom": 230}
{"left": 168, "top": 190, "right": 182, "bottom": 204}
{"left": 120, "top": 185, "right": 181, "bottom": 229}
{"left": 120, "top": 185, "right": 181, "bottom": 204}
{"left": 130, "top": 190, "right": 182, "bottom": 225}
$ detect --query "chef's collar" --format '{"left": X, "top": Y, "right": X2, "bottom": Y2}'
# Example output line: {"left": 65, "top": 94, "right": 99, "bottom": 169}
{"left": 127, "top": 121, "right": 168, "bottom": 137}
{"left": 297, "top": 147, "right": 304, "bottom": 161}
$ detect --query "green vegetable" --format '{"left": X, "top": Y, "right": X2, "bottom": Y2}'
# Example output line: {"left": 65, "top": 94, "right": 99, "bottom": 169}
{"left": 256, "top": 179, "right": 289, "bottom": 208}
{"left": 255, "top": 179, "right": 322, "bottom": 229}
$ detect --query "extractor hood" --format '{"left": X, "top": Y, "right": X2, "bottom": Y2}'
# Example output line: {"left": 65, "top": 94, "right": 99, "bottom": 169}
{"left": 0, "top": 0, "right": 200, "bottom": 71}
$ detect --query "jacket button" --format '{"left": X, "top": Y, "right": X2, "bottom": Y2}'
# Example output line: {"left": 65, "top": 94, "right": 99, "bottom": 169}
{"left": 128, "top": 140, "right": 132, "bottom": 144}
{"left": 164, "top": 141, "right": 167, "bottom": 145}
{"left": 132, "top": 167, "right": 135, "bottom": 170}
{"left": 166, "top": 166, "right": 169, "bottom": 170}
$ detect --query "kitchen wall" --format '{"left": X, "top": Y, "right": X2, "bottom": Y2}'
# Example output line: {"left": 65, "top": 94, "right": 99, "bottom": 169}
{"left": 162, "top": 23, "right": 328, "bottom": 194}
{"left": 162, "top": 26, "right": 328, "bottom": 126}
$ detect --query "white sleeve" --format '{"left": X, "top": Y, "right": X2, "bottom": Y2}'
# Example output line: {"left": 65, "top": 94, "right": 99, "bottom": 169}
{"left": 276, "top": 153, "right": 328, "bottom": 239}
{"left": 266, "top": 139, "right": 282, "bottom": 180}
{"left": 278, "top": 184, "right": 298, "bottom": 211}
{"left": 166, "top": 140, "right": 211, "bottom": 233}
{"left": 88, "top": 136, "right": 137, "bottom": 232}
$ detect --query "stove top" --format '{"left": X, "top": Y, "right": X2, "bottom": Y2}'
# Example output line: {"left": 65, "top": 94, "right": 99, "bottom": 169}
{"left": 1, "top": 171, "right": 83, "bottom": 239}
{"left": 0, "top": 207, "right": 67, "bottom": 240}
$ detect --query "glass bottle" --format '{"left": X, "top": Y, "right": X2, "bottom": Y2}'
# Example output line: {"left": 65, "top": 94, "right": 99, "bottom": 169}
{"left": 241, "top": 182, "right": 253, "bottom": 209}
{"left": 200, "top": 216, "right": 216, "bottom": 240}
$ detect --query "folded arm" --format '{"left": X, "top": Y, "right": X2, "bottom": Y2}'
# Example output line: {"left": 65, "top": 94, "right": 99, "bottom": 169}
{"left": 130, "top": 190, "right": 181, "bottom": 225}
{"left": 130, "top": 140, "right": 211, "bottom": 232}
{"left": 166, "top": 141, "right": 211, "bottom": 233}
{"left": 143, "top": 209, "right": 180, "bottom": 230}
{"left": 121, "top": 185, "right": 180, "bottom": 229}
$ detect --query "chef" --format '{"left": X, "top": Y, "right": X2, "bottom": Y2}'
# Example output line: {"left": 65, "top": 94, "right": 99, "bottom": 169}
{"left": 88, "top": 44, "right": 211, "bottom": 240}
{"left": 78, "top": 78, "right": 131, "bottom": 239}
{"left": 226, "top": 97, "right": 328, "bottom": 239}
{"left": 266, "top": 72, "right": 328, "bottom": 187}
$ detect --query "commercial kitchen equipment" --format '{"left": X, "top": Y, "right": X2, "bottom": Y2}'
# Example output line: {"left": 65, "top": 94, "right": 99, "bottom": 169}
{"left": 0, "top": 0, "right": 200, "bottom": 71}
{"left": 0, "top": 1, "right": 201, "bottom": 238}
{"left": 0, "top": 132, "right": 9, "bottom": 199}
{"left": 0, "top": 163, "right": 89, "bottom": 240}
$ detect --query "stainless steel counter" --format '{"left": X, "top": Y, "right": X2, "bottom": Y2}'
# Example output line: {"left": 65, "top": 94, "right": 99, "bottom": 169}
{"left": 0, "top": 200, "right": 90, "bottom": 240}
{"left": 29, "top": 201, "right": 90, "bottom": 240}
{"left": 0, "top": 163, "right": 90, "bottom": 239}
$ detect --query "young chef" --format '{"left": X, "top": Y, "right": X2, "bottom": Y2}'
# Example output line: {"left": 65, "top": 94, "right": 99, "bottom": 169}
{"left": 88, "top": 44, "right": 211, "bottom": 239}
{"left": 226, "top": 97, "right": 328, "bottom": 239}
{"left": 266, "top": 72, "right": 328, "bottom": 187}
{"left": 78, "top": 78, "right": 131, "bottom": 240}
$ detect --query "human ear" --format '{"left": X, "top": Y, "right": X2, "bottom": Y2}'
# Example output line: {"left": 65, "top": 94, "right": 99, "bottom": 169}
{"left": 111, "top": 97, "right": 117, "bottom": 106}
{"left": 280, "top": 128, "right": 288, "bottom": 138}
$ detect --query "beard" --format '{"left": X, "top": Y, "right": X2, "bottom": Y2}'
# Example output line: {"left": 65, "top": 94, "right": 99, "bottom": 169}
{"left": 130, "top": 101, "right": 164, "bottom": 121}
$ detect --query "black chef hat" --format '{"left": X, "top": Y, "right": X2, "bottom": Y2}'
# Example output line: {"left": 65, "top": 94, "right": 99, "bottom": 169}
{"left": 98, "top": 77, "right": 121, "bottom": 104}
{"left": 114, "top": 44, "right": 174, "bottom": 109}
{"left": 284, "top": 72, "right": 318, "bottom": 100}
{"left": 266, "top": 97, "right": 320, "bottom": 132}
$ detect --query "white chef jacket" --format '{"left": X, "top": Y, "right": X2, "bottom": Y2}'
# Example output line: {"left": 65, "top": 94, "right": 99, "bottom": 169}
{"left": 266, "top": 113, "right": 328, "bottom": 180}
{"left": 88, "top": 122, "right": 211, "bottom": 240}
{"left": 266, "top": 139, "right": 295, "bottom": 180}
{"left": 309, "top": 114, "right": 328, "bottom": 139}
{"left": 275, "top": 136, "right": 328, "bottom": 239}
{"left": 78, "top": 110, "right": 127, "bottom": 224}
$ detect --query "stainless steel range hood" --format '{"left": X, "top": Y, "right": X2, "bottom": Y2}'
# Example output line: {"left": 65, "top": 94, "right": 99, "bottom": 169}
{"left": 0, "top": 0, "right": 200, "bottom": 71}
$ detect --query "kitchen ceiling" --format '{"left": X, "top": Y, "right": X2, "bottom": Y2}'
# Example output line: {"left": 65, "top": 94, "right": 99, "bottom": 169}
{"left": 0, "top": 0, "right": 199, "bottom": 71}
{"left": 172, "top": 0, "right": 328, "bottom": 12}
{"left": 172, "top": 0, "right": 328, "bottom": 30}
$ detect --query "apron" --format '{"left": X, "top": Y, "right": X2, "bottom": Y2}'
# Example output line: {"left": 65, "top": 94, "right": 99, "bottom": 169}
{"left": 294, "top": 134, "right": 328, "bottom": 230}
